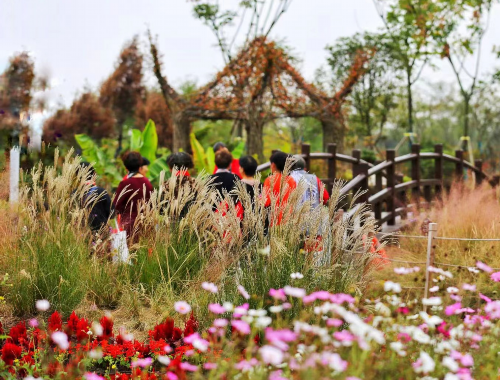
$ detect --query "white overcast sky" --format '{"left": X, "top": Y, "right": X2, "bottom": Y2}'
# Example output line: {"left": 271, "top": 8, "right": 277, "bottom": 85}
{"left": 1, "top": 0, "right": 499, "bottom": 109}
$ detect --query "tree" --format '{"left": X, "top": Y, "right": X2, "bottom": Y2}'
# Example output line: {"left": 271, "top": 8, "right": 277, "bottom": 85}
{"left": 324, "top": 32, "right": 398, "bottom": 149}
{"left": 134, "top": 91, "right": 173, "bottom": 150}
{"left": 0, "top": 52, "right": 35, "bottom": 135}
{"left": 99, "top": 37, "right": 144, "bottom": 156}
{"left": 43, "top": 92, "right": 115, "bottom": 145}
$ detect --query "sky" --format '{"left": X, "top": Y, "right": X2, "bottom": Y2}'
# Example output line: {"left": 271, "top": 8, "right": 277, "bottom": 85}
{"left": 1, "top": 0, "right": 499, "bottom": 110}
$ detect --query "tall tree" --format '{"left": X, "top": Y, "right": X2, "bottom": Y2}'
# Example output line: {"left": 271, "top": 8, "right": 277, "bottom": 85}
{"left": 324, "top": 32, "right": 398, "bottom": 149}
{"left": 100, "top": 37, "right": 144, "bottom": 156}
{"left": 43, "top": 92, "right": 115, "bottom": 145}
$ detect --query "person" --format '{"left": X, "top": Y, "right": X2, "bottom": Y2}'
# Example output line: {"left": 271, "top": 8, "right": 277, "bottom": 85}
{"left": 162, "top": 152, "right": 197, "bottom": 219}
{"left": 289, "top": 155, "right": 330, "bottom": 207}
{"left": 263, "top": 151, "right": 297, "bottom": 225}
{"left": 239, "top": 155, "right": 263, "bottom": 204}
{"left": 77, "top": 162, "right": 113, "bottom": 233}
{"left": 121, "top": 157, "right": 150, "bottom": 181}
{"left": 113, "top": 152, "right": 154, "bottom": 239}
{"left": 212, "top": 142, "right": 242, "bottom": 179}
{"left": 210, "top": 150, "right": 240, "bottom": 204}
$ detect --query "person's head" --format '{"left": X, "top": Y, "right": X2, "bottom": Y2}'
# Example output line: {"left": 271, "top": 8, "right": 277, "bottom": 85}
{"left": 139, "top": 157, "right": 150, "bottom": 176}
{"left": 215, "top": 150, "right": 233, "bottom": 170}
{"left": 166, "top": 152, "right": 194, "bottom": 171}
{"left": 239, "top": 155, "right": 258, "bottom": 178}
{"left": 269, "top": 151, "right": 290, "bottom": 173}
{"left": 291, "top": 155, "right": 306, "bottom": 171}
{"left": 122, "top": 151, "right": 143, "bottom": 173}
{"left": 77, "top": 162, "right": 96, "bottom": 181}
{"left": 213, "top": 142, "right": 228, "bottom": 154}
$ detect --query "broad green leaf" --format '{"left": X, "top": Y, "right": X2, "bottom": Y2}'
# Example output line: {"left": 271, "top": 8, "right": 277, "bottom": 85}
{"left": 75, "top": 134, "right": 98, "bottom": 164}
{"left": 231, "top": 141, "right": 245, "bottom": 159}
{"left": 140, "top": 120, "right": 158, "bottom": 163}
{"left": 148, "top": 157, "right": 170, "bottom": 180}
{"left": 130, "top": 129, "right": 143, "bottom": 151}
{"left": 206, "top": 147, "right": 215, "bottom": 174}
{"left": 190, "top": 133, "right": 208, "bottom": 172}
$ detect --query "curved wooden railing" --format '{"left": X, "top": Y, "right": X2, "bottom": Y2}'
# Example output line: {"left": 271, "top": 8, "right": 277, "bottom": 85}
{"left": 257, "top": 143, "right": 489, "bottom": 228}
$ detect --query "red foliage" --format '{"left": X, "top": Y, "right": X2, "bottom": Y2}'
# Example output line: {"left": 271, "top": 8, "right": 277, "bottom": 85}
{"left": 183, "top": 313, "right": 198, "bottom": 337}
{"left": 67, "top": 311, "right": 79, "bottom": 334}
{"left": 8, "top": 322, "right": 27, "bottom": 345}
{"left": 48, "top": 311, "right": 63, "bottom": 332}
{"left": 1, "top": 343, "right": 22, "bottom": 365}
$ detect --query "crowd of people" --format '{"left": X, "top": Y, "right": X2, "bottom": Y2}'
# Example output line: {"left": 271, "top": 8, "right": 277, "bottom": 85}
{"left": 80, "top": 142, "right": 330, "bottom": 240}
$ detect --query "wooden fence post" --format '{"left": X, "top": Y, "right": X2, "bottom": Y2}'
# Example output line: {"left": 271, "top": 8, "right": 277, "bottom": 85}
{"left": 455, "top": 150, "right": 464, "bottom": 181}
{"left": 434, "top": 144, "right": 443, "bottom": 198}
{"left": 423, "top": 222, "right": 438, "bottom": 313}
{"left": 9, "top": 147, "right": 20, "bottom": 205}
{"left": 327, "top": 143, "right": 337, "bottom": 194}
{"left": 411, "top": 143, "right": 421, "bottom": 210}
{"left": 359, "top": 163, "right": 369, "bottom": 204}
{"left": 352, "top": 149, "right": 361, "bottom": 177}
{"left": 301, "top": 143, "right": 311, "bottom": 172}
{"left": 475, "top": 160, "right": 483, "bottom": 187}
{"left": 387, "top": 149, "right": 396, "bottom": 226}
{"left": 374, "top": 167, "right": 383, "bottom": 221}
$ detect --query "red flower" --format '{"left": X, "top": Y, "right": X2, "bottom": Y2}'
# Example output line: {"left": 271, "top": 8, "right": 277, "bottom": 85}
{"left": 183, "top": 313, "right": 198, "bottom": 337}
{"left": 76, "top": 318, "right": 90, "bottom": 342}
{"left": 48, "top": 311, "right": 63, "bottom": 332}
{"left": 152, "top": 319, "right": 174, "bottom": 341}
{"left": 0, "top": 321, "right": 3, "bottom": 335}
{"left": 8, "top": 322, "right": 27, "bottom": 345}
{"left": 2, "top": 343, "right": 22, "bottom": 365}
{"left": 99, "top": 316, "right": 114, "bottom": 340}
{"left": 67, "top": 311, "right": 80, "bottom": 334}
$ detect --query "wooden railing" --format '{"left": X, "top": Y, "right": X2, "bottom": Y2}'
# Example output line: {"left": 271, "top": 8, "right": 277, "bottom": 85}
{"left": 256, "top": 143, "right": 489, "bottom": 228}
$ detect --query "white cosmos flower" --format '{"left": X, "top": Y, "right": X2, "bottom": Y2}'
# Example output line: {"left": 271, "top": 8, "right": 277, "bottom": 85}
{"left": 290, "top": 272, "right": 304, "bottom": 280}
{"left": 174, "top": 301, "right": 192, "bottom": 314}
{"left": 259, "top": 345, "right": 284, "bottom": 366}
{"left": 419, "top": 312, "right": 443, "bottom": 328}
{"left": 158, "top": 355, "right": 171, "bottom": 366}
{"left": 35, "top": 299, "right": 50, "bottom": 311}
{"left": 88, "top": 349, "right": 103, "bottom": 359}
{"left": 92, "top": 322, "right": 103, "bottom": 337}
{"left": 390, "top": 341, "right": 407, "bottom": 357}
{"left": 422, "top": 297, "right": 442, "bottom": 306}
{"left": 429, "top": 286, "right": 439, "bottom": 293}
{"left": 223, "top": 302, "right": 234, "bottom": 312}
{"left": 384, "top": 281, "right": 402, "bottom": 293}
{"left": 201, "top": 282, "right": 218, "bottom": 293}
{"left": 51, "top": 331, "right": 69, "bottom": 350}
{"left": 283, "top": 286, "right": 306, "bottom": 298}
{"left": 444, "top": 374, "right": 460, "bottom": 380}
{"left": 269, "top": 305, "right": 283, "bottom": 313}
{"left": 446, "top": 287, "right": 459, "bottom": 294}
{"left": 237, "top": 285, "right": 250, "bottom": 300}
{"left": 467, "top": 267, "right": 480, "bottom": 274}
{"left": 442, "top": 356, "right": 459, "bottom": 372}
{"left": 255, "top": 316, "right": 272, "bottom": 328}
{"left": 248, "top": 309, "right": 267, "bottom": 317}
{"left": 413, "top": 351, "right": 435, "bottom": 373}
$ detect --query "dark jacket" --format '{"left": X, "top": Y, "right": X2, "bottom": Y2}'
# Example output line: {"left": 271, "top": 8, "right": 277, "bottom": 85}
{"left": 210, "top": 171, "right": 240, "bottom": 205}
{"left": 162, "top": 174, "right": 197, "bottom": 219}
{"left": 83, "top": 186, "right": 113, "bottom": 232}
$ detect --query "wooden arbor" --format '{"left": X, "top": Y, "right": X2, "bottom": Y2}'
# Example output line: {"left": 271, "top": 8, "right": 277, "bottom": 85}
{"left": 257, "top": 143, "right": 489, "bottom": 228}
{"left": 150, "top": 36, "right": 370, "bottom": 159}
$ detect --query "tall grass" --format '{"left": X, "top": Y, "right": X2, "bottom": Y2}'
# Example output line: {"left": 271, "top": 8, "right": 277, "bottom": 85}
{"left": 0, "top": 152, "right": 377, "bottom": 329}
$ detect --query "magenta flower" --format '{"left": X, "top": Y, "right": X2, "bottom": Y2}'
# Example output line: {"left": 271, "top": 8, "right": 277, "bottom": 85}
{"left": 330, "top": 293, "right": 355, "bottom": 304}
{"left": 84, "top": 373, "right": 105, "bottom": 380}
{"left": 476, "top": 261, "right": 493, "bottom": 273}
{"left": 208, "top": 303, "right": 226, "bottom": 314}
{"left": 462, "top": 283, "right": 476, "bottom": 291}
{"left": 179, "top": 362, "right": 198, "bottom": 372}
{"left": 231, "top": 320, "right": 251, "bottom": 335}
{"left": 445, "top": 302, "right": 462, "bottom": 316}
{"left": 166, "top": 372, "right": 178, "bottom": 380}
{"left": 333, "top": 330, "right": 356, "bottom": 343}
{"left": 326, "top": 318, "right": 344, "bottom": 327}
{"left": 234, "top": 358, "right": 259, "bottom": 371}
{"left": 203, "top": 362, "right": 217, "bottom": 370}
{"left": 269, "top": 288, "right": 286, "bottom": 301}
{"left": 480, "top": 293, "right": 492, "bottom": 303}
{"left": 131, "top": 357, "right": 153, "bottom": 368}
{"left": 491, "top": 271, "right": 500, "bottom": 282}
{"left": 29, "top": 318, "right": 39, "bottom": 328}
{"left": 265, "top": 328, "right": 297, "bottom": 343}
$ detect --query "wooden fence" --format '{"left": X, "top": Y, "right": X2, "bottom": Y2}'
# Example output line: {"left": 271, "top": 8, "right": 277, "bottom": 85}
{"left": 256, "top": 143, "right": 489, "bottom": 228}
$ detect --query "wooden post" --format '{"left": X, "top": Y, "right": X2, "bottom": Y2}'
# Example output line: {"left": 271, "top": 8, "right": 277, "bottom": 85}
{"left": 359, "top": 163, "right": 370, "bottom": 204}
{"left": 301, "top": 143, "right": 311, "bottom": 172}
{"left": 423, "top": 185, "right": 432, "bottom": 208}
{"left": 10, "top": 147, "right": 20, "bottom": 205}
{"left": 327, "top": 143, "right": 337, "bottom": 194}
{"left": 423, "top": 223, "right": 438, "bottom": 313}
{"left": 411, "top": 143, "right": 421, "bottom": 210}
{"left": 434, "top": 144, "right": 443, "bottom": 197}
{"left": 352, "top": 149, "right": 361, "bottom": 177}
{"left": 387, "top": 149, "right": 396, "bottom": 226}
{"left": 475, "top": 159, "right": 483, "bottom": 187}
{"left": 455, "top": 150, "right": 464, "bottom": 181}
{"left": 374, "top": 170, "right": 383, "bottom": 221}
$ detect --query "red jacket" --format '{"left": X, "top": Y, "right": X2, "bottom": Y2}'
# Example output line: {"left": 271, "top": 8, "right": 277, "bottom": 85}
{"left": 213, "top": 159, "right": 242, "bottom": 179}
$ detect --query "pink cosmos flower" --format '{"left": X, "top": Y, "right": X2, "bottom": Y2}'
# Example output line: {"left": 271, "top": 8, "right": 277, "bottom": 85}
{"left": 269, "top": 288, "right": 286, "bottom": 301}
{"left": 231, "top": 320, "right": 251, "bottom": 335}
{"left": 213, "top": 318, "right": 228, "bottom": 327}
{"left": 265, "top": 328, "right": 297, "bottom": 344}
{"left": 282, "top": 302, "right": 292, "bottom": 309}
{"left": 183, "top": 332, "right": 201, "bottom": 344}
{"left": 29, "top": 318, "right": 38, "bottom": 328}
{"left": 269, "top": 370, "right": 287, "bottom": 380}
{"left": 180, "top": 362, "right": 198, "bottom": 372}
{"left": 333, "top": 330, "right": 355, "bottom": 343}
{"left": 260, "top": 345, "right": 284, "bottom": 366}
{"left": 166, "top": 372, "right": 178, "bottom": 380}
{"left": 303, "top": 291, "right": 331, "bottom": 304}
{"left": 330, "top": 293, "right": 355, "bottom": 304}
{"left": 203, "top": 363, "right": 217, "bottom": 370}
{"left": 174, "top": 301, "right": 191, "bottom": 314}
{"left": 235, "top": 358, "right": 259, "bottom": 371}
{"left": 462, "top": 283, "right": 476, "bottom": 291}
{"left": 476, "top": 261, "right": 493, "bottom": 273}
{"left": 131, "top": 358, "right": 152, "bottom": 368}
{"left": 491, "top": 271, "right": 500, "bottom": 282}
{"left": 84, "top": 373, "right": 105, "bottom": 380}
{"left": 445, "top": 302, "right": 462, "bottom": 316}
{"left": 237, "top": 285, "right": 250, "bottom": 300}
{"left": 326, "top": 318, "right": 343, "bottom": 327}
{"left": 208, "top": 303, "right": 226, "bottom": 314}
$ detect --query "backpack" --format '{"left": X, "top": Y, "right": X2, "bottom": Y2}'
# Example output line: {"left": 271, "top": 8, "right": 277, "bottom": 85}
{"left": 299, "top": 173, "right": 320, "bottom": 210}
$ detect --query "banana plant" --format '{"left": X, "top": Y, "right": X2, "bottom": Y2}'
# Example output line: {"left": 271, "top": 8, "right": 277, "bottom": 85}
{"left": 190, "top": 133, "right": 245, "bottom": 174}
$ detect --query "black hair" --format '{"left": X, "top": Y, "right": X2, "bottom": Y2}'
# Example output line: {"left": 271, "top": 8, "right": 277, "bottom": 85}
{"left": 269, "top": 151, "right": 291, "bottom": 173}
{"left": 141, "top": 157, "right": 150, "bottom": 166}
{"left": 166, "top": 152, "right": 194, "bottom": 170}
{"left": 123, "top": 151, "right": 143, "bottom": 172}
{"left": 77, "top": 162, "right": 96, "bottom": 181}
{"left": 239, "top": 155, "right": 258, "bottom": 177}
{"left": 213, "top": 142, "right": 226, "bottom": 153}
{"left": 215, "top": 150, "right": 233, "bottom": 169}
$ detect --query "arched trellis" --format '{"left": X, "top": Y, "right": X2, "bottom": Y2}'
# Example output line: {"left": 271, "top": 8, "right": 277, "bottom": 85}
{"left": 149, "top": 35, "right": 370, "bottom": 159}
